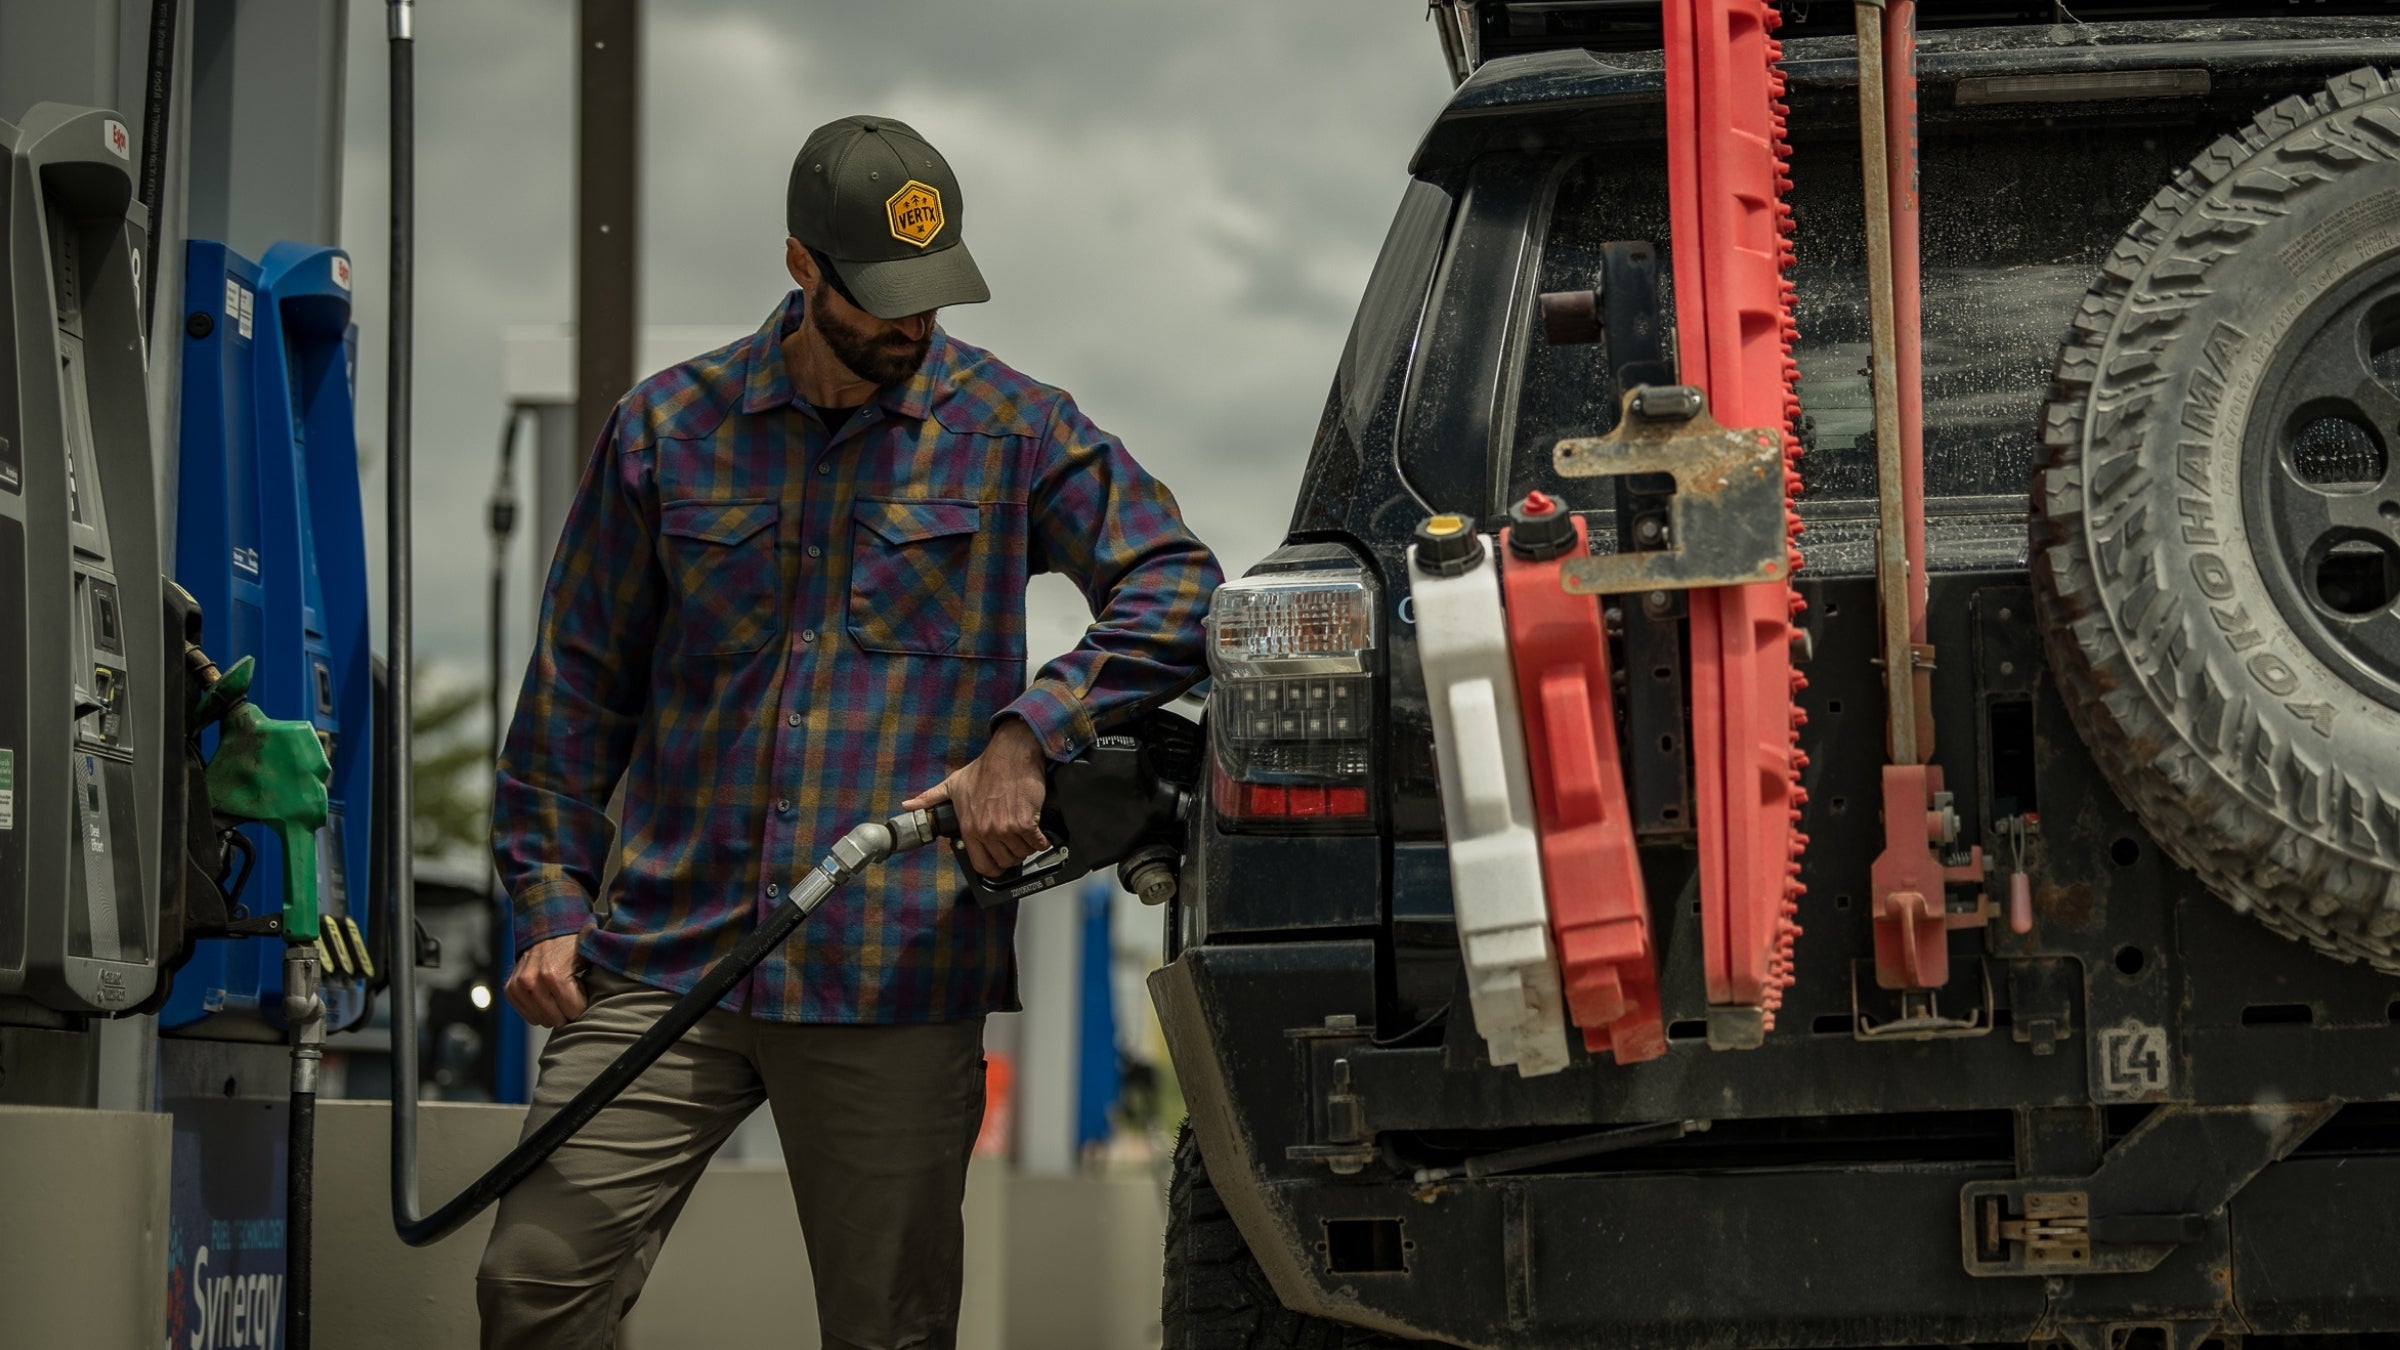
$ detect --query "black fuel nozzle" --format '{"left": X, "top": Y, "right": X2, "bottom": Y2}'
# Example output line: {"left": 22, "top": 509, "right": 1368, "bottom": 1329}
{"left": 954, "top": 712, "right": 1198, "bottom": 908}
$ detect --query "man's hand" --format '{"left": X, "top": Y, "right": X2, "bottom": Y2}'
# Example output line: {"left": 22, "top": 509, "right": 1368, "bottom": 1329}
{"left": 904, "top": 717, "right": 1050, "bottom": 877}
{"left": 506, "top": 932, "right": 589, "bottom": 1028}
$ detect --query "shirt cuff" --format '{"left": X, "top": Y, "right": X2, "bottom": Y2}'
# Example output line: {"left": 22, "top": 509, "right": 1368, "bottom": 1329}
{"left": 511, "top": 877, "right": 596, "bottom": 956}
{"left": 998, "top": 678, "right": 1094, "bottom": 764}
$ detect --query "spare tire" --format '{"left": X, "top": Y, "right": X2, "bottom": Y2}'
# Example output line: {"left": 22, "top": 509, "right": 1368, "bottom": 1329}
{"left": 2035, "top": 66, "right": 2400, "bottom": 972}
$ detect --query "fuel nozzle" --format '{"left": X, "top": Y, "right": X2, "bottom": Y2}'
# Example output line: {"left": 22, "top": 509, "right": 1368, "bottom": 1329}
{"left": 190, "top": 650, "right": 333, "bottom": 939}
{"left": 946, "top": 715, "right": 1198, "bottom": 908}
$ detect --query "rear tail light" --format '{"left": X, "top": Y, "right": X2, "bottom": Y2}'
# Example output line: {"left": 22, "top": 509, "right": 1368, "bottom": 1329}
{"left": 1205, "top": 570, "right": 1378, "bottom": 828}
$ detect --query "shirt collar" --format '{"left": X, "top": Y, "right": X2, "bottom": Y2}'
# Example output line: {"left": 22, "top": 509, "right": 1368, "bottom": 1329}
{"left": 739, "top": 288, "right": 945, "bottom": 424}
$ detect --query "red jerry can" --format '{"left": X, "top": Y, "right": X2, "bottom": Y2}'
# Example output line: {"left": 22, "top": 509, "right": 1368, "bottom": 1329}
{"left": 1500, "top": 493, "right": 1666, "bottom": 1064}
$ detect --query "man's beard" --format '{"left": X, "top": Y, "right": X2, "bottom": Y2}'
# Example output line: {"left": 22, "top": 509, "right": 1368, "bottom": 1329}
{"left": 814, "top": 294, "right": 930, "bottom": 386}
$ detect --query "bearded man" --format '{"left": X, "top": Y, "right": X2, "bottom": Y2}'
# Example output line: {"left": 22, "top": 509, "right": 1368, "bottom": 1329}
{"left": 478, "top": 114, "right": 1221, "bottom": 1350}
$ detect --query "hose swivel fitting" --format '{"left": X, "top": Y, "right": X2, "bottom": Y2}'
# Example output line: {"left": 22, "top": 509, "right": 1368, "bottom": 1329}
{"left": 813, "top": 808, "right": 947, "bottom": 897}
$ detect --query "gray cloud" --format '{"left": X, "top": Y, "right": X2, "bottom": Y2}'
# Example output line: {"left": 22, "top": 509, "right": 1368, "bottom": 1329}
{"left": 339, "top": 0, "right": 1450, "bottom": 711}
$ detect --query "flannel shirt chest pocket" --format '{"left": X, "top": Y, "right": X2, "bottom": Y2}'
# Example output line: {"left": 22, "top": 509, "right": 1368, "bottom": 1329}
{"left": 658, "top": 498, "right": 783, "bottom": 656}
{"left": 848, "top": 498, "right": 1012, "bottom": 658}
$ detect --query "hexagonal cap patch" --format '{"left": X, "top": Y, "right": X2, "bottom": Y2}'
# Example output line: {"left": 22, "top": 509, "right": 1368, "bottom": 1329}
{"left": 885, "top": 181, "right": 945, "bottom": 249}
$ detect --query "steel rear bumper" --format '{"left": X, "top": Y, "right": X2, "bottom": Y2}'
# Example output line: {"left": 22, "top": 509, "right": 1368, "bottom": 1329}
{"left": 1151, "top": 941, "right": 2400, "bottom": 1350}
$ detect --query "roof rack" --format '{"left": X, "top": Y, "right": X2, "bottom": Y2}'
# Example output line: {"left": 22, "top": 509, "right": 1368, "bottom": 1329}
{"left": 1429, "top": 0, "right": 2400, "bottom": 85}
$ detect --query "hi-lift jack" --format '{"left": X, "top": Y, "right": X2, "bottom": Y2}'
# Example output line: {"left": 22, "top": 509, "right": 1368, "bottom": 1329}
{"left": 1846, "top": 0, "right": 1991, "bottom": 1018}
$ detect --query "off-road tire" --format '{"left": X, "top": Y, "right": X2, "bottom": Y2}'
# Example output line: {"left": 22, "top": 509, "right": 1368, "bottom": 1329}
{"left": 2035, "top": 66, "right": 2400, "bottom": 970}
{"left": 1162, "top": 1122, "right": 1421, "bottom": 1350}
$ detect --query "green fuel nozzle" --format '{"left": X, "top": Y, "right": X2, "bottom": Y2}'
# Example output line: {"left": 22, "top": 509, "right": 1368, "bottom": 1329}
{"left": 191, "top": 652, "right": 333, "bottom": 942}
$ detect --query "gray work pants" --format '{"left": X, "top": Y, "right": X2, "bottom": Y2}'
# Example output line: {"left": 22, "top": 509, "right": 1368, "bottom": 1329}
{"left": 476, "top": 968, "right": 988, "bottom": 1349}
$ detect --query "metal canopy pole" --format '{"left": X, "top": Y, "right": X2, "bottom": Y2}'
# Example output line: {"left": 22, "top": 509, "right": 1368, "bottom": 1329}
{"left": 576, "top": 0, "right": 640, "bottom": 458}
{"left": 385, "top": 0, "right": 424, "bottom": 1230}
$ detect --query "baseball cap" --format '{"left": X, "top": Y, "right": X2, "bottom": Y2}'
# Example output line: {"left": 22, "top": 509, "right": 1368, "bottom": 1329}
{"left": 786, "top": 116, "right": 990, "bottom": 319}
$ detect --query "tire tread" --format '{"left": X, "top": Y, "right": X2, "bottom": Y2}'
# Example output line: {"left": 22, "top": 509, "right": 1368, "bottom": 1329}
{"left": 1163, "top": 1123, "right": 1421, "bottom": 1350}
{"left": 2034, "top": 66, "right": 2400, "bottom": 973}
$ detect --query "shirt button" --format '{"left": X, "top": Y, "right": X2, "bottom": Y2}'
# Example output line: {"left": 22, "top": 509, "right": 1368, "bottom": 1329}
{"left": 802, "top": 629, "right": 817, "bottom": 643}
{"left": 806, "top": 545, "right": 822, "bottom": 558}
{"left": 777, "top": 798, "right": 794, "bottom": 815}
{"left": 766, "top": 882, "right": 781, "bottom": 897}
{"left": 786, "top": 711, "right": 801, "bottom": 727}
{"left": 817, "top": 461, "right": 831, "bottom": 476}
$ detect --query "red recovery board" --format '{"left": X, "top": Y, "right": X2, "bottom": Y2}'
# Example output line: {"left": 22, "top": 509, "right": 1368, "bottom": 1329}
{"left": 1661, "top": 0, "right": 1808, "bottom": 1035}
{"left": 1503, "top": 495, "right": 1666, "bottom": 1064}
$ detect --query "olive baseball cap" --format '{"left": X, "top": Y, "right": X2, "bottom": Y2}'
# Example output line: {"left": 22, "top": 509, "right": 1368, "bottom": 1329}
{"left": 786, "top": 116, "right": 990, "bottom": 319}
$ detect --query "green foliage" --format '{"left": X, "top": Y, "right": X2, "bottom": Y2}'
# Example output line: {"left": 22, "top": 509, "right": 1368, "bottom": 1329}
{"left": 411, "top": 663, "right": 492, "bottom": 867}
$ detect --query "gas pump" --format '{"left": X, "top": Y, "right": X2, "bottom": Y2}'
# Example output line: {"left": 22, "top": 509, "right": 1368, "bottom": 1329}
{"left": 0, "top": 103, "right": 173, "bottom": 1017}
{"left": 259, "top": 241, "right": 373, "bottom": 1029}
{"left": 166, "top": 238, "right": 374, "bottom": 1032}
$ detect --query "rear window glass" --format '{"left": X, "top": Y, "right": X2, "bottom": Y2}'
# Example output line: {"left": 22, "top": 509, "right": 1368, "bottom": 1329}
{"left": 1293, "top": 178, "right": 1453, "bottom": 535}
{"left": 1502, "top": 116, "right": 2200, "bottom": 514}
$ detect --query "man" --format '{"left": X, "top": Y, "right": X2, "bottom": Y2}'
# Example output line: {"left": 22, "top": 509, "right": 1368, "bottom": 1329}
{"left": 479, "top": 115, "right": 1221, "bottom": 1349}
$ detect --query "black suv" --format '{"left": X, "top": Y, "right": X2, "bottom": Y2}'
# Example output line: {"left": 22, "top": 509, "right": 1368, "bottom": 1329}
{"left": 1155, "top": 10, "right": 2400, "bottom": 1350}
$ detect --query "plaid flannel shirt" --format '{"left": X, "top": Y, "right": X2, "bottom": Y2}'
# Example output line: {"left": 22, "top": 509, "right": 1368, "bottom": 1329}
{"left": 493, "top": 289, "right": 1221, "bottom": 1022}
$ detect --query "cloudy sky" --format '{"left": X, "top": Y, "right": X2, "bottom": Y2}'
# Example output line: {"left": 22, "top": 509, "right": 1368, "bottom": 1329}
{"left": 334, "top": 0, "right": 1453, "bottom": 707}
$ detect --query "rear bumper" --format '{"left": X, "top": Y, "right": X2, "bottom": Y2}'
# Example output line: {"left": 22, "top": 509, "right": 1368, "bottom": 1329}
{"left": 1152, "top": 942, "right": 2400, "bottom": 1350}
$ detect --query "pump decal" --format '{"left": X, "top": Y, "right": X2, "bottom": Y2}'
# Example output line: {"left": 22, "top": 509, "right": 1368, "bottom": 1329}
{"left": 0, "top": 748, "right": 14, "bottom": 830}
{"left": 76, "top": 753, "right": 122, "bottom": 962}
{"left": 104, "top": 118, "right": 130, "bottom": 160}
{"left": 186, "top": 1249, "right": 286, "bottom": 1349}
{"left": 330, "top": 255, "right": 351, "bottom": 291}
{"left": 224, "top": 279, "right": 254, "bottom": 340}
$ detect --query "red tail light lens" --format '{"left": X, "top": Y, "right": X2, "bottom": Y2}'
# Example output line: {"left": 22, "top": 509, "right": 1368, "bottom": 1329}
{"left": 1211, "top": 765, "right": 1372, "bottom": 821}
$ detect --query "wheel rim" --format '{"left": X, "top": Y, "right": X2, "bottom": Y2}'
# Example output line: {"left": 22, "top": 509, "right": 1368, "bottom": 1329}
{"left": 2242, "top": 251, "right": 2400, "bottom": 712}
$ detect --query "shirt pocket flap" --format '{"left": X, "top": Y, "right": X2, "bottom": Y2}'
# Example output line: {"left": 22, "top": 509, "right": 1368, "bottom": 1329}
{"left": 661, "top": 498, "right": 778, "bottom": 546}
{"left": 855, "top": 498, "right": 981, "bottom": 547}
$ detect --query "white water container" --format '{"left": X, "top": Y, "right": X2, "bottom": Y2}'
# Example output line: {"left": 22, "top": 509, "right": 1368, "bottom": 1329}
{"left": 1407, "top": 517, "right": 1570, "bottom": 1078}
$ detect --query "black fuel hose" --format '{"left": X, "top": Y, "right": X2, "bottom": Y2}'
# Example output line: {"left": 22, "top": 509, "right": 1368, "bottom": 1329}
{"left": 383, "top": 0, "right": 431, "bottom": 1245}
{"left": 136, "top": 0, "right": 179, "bottom": 334}
{"left": 286, "top": 1087, "right": 313, "bottom": 1340}
{"left": 392, "top": 804, "right": 957, "bottom": 1247}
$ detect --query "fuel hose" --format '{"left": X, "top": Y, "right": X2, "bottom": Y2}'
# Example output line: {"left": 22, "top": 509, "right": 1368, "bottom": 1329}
{"left": 389, "top": 804, "right": 957, "bottom": 1247}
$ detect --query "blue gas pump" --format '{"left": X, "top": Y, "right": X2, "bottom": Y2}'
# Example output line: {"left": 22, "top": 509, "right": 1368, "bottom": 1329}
{"left": 258, "top": 241, "right": 372, "bottom": 1032}
{"left": 166, "top": 239, "right": 374, "bottom": 1032}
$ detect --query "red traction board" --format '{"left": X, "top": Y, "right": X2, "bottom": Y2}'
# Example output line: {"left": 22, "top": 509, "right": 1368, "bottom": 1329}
{"left": 1662, "top": 0, "right": 1808, "bottom": 1033}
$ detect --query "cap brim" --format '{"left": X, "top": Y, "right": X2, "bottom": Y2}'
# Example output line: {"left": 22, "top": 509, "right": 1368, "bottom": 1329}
{"left": 834, "top": 241, "right": 990, "bottom": 319}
